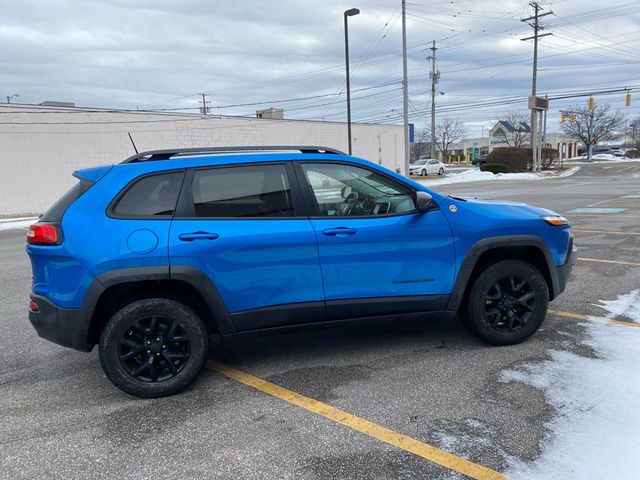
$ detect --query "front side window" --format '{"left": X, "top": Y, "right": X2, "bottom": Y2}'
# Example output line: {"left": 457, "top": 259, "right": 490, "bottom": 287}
{"left": 301, "top": 163, "right": 416, "bottom": 217}
{"left": 112, "top": 171, "right": 184, "bottom": 217}
{"left": 187, "top": 164, "right": 293, "bottom": 218}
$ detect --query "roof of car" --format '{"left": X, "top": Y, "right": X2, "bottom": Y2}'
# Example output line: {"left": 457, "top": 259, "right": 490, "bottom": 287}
{"left": 122, "top": 146, "right": 344, "bottom": 163}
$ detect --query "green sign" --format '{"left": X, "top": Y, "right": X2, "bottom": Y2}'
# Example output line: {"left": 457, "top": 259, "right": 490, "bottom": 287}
{"left": 472, "top": 148, "right": 480, "bottom": 159}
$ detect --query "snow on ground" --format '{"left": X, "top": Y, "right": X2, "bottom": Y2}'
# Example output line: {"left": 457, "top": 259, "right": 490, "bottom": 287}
{"left": 593, "top": 289, "right": 640, "bottom": 324}
{"left": 417, "top": 166, "right": 580, "bottom": 187}
{"left": 0, "top": 217, "right": 37, "bottom": 231}
{"left": 566, "top": 154, "right": 640, "bottom": 164}
{"left": 504, "top": 291, "right": 640, "bottom": 479}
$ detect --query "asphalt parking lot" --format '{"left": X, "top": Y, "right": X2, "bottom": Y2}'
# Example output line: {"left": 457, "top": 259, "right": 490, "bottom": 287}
{"left": 1, "top": 162, "right": 639, "bottom": 479}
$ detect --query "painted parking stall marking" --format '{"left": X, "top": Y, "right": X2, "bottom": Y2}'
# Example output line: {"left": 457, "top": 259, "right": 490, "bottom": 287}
{"left": 548, "top": 309, "right": 639, "bottom": 328}
{"left": 567, "top": 208, "right": 627, "bottom": 214}
{"left": 572, "top": 229, "right": 640, "bottom": 236}
{"left": 578, "top": 257, "right": 640, "bottom": 267}
{"left": 207, "top": 361, "right": 508, "bottom": 480}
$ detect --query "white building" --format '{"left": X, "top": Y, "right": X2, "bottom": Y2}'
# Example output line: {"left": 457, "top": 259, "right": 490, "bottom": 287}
{"left": 0, "top": 104, "right": 405, "bottom": 215}
{"left": 440, "top": 121, "right": 579, "bottom": 164}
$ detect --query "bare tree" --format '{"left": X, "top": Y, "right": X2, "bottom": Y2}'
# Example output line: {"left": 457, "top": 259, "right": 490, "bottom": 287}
{"left": 627, "top": 118, "right": 640, "bottom": 149}
{"left": 561, "top": 103, "right": 626, "bottom": 148}
{"left": 434, "top": 118, "right": 466, "bottom": 160}
{"left": 410, "top": 128, "right": 431, "bottom": 161}
{"left": 492, "top": 111, "right": 530, "bottom": 147}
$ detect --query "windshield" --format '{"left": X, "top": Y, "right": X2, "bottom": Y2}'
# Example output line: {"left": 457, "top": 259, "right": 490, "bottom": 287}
{"left": 413, "top": 160, "right": 427, "bottom": 165}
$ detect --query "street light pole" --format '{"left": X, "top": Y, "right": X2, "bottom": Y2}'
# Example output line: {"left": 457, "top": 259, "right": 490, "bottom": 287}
{"left": 344, "top": 8, "right": 360, "bottom": 155}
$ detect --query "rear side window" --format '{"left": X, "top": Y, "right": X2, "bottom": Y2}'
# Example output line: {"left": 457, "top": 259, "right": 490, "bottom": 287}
{"left": 187, "top": 164, "right": 293, "bottom": 218}
{"left": 41, "top": 179, "right": 94, "bottom": 222}
{"left": 112, "top": 171, "right": 184, "bottom": 217}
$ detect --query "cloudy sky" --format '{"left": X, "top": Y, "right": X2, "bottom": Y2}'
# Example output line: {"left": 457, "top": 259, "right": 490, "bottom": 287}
{"left": 1, "top": 0, "right": 638, "bottom": 134}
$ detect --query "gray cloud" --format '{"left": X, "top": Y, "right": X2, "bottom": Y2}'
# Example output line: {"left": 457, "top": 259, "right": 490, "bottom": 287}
{"left": 1, "top": 0, "right": 638, "bottom": 132}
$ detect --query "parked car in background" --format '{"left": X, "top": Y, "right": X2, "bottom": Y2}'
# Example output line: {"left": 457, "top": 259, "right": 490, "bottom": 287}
{"left": 609, "top": 149, "right": 625, "bottom": 157}
{"left": 409, "top": 158, "right": 446, "bottom": 176}
{"left": 472, "top": 155, "right": 488, "bottom": 166}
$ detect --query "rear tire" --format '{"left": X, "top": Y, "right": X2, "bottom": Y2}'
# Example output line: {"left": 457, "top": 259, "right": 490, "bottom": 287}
{"left": 421, "top": 168, "right": 427, "bottom": 176}
{"left": 463, "top": 260, "right": 548, "bottom": 345}
{"left": 438, "top": 168, "right": 444, "bottom": 175}
{"left": 99, "top": 298, "right": 208, "bottom": 398}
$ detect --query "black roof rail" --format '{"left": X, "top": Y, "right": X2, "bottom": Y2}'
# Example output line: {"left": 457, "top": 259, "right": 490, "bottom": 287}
{"left": 121, "top": 145, "right": 346, "bottom": 163}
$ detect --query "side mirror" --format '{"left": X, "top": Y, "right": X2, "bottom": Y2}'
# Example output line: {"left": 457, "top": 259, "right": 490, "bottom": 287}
{"left": 415, "top": 191, "right": 433, "bottom": 212}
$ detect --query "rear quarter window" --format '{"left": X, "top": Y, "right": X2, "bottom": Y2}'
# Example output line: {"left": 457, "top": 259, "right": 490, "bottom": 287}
{"left": 111, "top": 171, "right": 184, "bottom": 218}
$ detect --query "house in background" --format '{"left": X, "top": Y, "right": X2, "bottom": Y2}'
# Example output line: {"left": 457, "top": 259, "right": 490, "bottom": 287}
{"left": 489, "top": 120, "right": 531, "bottom": 148}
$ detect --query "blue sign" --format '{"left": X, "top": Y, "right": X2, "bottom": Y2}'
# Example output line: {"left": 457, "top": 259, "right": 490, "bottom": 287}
{"left": 409, "top": 123, "right": 415, "bottom": 143}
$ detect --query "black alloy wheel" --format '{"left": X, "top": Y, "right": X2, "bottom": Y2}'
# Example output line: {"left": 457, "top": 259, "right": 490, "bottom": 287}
{"left": 99, "top": 298, "right": 208, "bottom": 398}
{"left": 119, "top": 315, "right": 191, "bottom": 382}
{"left": 482, "top": 276, "right": 535, "bottom": 333}
{"left": 464, "top": 260, "right": 549, "bottom": 345}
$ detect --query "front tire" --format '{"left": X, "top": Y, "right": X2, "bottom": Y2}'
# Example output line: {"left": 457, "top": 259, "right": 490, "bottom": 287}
{"left": 463, "top": 260, "right": 549, "bottom": 345}
{"left": 99, "top": 298, "right": 209, "bottom": 398}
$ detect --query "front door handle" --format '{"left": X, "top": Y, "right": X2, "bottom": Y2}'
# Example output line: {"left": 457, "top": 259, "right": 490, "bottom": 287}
{"left": 178, "top": 232, "right": 219, "bottom": 241}
{"left": 322, "top": 227, "right": 357, "bottom": 237}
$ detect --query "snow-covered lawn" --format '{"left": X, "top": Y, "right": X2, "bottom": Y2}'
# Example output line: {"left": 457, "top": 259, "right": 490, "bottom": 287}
{"left": 504, "top": 290, "right": 640, "bottom": 479}
{"left": 0, "top": 217, "right": 37, "bottom": 231}
{"left": 416, "top": 166, "right": 579, "bottom": 187}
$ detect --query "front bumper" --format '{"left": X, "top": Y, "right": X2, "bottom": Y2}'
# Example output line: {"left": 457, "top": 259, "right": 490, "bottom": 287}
{"left": 553, "top": 238, "right": 577, "bottom": 298}
{"left": 29, "top": 293, "right": 92, "bottom": 352}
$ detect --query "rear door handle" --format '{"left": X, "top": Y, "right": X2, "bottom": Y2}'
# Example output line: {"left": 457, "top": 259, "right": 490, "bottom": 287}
{"left": 322, "top": 227, "right": 357, "bottom": 237}
{"left": 178, "top": 232, "right": 219, "bottom": 241}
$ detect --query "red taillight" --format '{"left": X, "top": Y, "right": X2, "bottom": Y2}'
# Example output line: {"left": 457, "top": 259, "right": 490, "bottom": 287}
{"left": 29, "top": 298, "right": 40, "bottom": 312}
{"left": 27, "top": 223, "right": 60, "bottom": 245}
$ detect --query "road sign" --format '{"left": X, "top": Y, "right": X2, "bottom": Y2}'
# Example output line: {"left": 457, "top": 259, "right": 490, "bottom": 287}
{"left": 529, "top": 96, "right": 549, "bottom": 111}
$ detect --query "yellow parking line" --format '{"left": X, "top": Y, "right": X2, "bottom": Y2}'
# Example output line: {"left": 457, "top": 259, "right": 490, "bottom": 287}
{"left": 548, "top": 309, "right": 639, "bottom": 328}
{"left": 573, "top": 228, "right": 640, "bottom": 236}
{"left": 578, "top": 257, "right": 640, "bottom": 267}
{"left": 207, "top": 361, "right": 508, "bottom": 480}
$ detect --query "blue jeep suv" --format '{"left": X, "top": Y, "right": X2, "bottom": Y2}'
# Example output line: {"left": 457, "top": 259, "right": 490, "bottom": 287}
{"left": 26, "top": 146, "right": 576, "bottom": 397}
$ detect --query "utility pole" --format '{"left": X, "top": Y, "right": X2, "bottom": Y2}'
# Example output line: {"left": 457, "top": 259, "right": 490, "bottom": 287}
{"left": 199, "top": 93, "right": 210, "bottom": 115}
{"left": 401, "top": 0, "right": 410, "bottom": 176}
{"left": 429, "top": 40, "right": 439, "bottom": 159}
{"left": 521, "top": 2, "right": 552, "bottom": 172}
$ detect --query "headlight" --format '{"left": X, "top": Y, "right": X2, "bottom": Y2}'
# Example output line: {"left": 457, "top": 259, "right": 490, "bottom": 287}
{"left": 541, "top": 215, "right": 570, "bottom": 226}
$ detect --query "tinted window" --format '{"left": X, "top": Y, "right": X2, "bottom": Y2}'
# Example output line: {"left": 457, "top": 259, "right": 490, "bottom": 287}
{"left": 113, "top": 171, "right": 183, "bottom": 217}
{"left": 301, "top": 163, "right": 416, "bottom": 217}
{"left": 188, "top": 164, "right": 293, "bottom": 218}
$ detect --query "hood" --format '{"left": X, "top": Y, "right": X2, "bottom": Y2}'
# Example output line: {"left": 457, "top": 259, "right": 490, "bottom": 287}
{"left": 452, "top": 196, "right": 560, "bottom": 220}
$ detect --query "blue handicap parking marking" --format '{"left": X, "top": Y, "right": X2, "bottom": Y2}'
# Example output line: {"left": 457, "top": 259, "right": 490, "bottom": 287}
{"left": 567, "top": 208, "right": 628, "bottom": 214}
